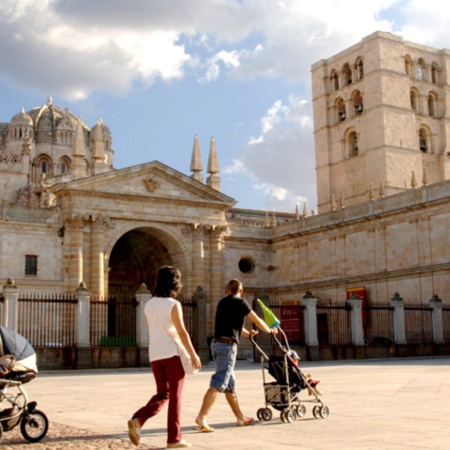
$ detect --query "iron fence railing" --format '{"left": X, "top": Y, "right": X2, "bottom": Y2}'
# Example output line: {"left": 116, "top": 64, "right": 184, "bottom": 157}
{"left": 363, "top": 303, "right": 394, "bottom": 344}
{"left": 442, "top": 307, "right": 450, "bottom": 342}
{"left": 90, "top": 296, "right": 137, "bottom": 347}
{"left": 17, "top": 294, "right": 77, "bottom": 347}
{"left": 404, "top": 306, "right": 433, "bottom": 344}
{"left": 316, "top": 302, "right": 351, "bottom": 345}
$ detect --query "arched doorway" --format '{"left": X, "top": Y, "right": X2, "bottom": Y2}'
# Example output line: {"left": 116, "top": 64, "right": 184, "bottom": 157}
{"left": 108, "top": 227, "right": 175, "bottom": 298}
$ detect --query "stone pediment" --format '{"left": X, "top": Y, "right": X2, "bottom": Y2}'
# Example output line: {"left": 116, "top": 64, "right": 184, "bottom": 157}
{"left": 50, "top": 160, "right": 236, "bottom": 207}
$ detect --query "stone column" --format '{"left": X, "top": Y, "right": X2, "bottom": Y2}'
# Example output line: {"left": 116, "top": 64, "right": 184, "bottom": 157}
{"left": 390, "top": 292, "right": 407, "bottom": 345}
{"left": 89, "top": 216, "right": 108, "bottom": 297}
{"left": 347, "top": 292, "right": 365, "bottom": 346}
{"left": 301, "top": 291, "right": 319, "bottom": 361}
{"left": 193, "top": 286, "right": 209, "bottom": 363}
{"left": 64, "top": 215, "right": 85, "bottom": 292}
{"left": 429, "top": 294, "right": 445, "bottom": 344}
{"left": 2, "top": 278, "right": 19, "bottom": 329}
{"left": 75, "top": 282, "right": 91, "bottom": 368}
{"left": 208, "top": 226, "right": 225, "bottom": 332}
{"left": 191, "top": 224, "right": 206, "bottom": 291}
{"left": 135, "top": 283, "right": 151, "bottom": 367}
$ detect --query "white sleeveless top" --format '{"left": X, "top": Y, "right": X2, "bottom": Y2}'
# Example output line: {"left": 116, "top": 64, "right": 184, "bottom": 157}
{"left": 145, "top": 297, "right": 180, "bottom": 362}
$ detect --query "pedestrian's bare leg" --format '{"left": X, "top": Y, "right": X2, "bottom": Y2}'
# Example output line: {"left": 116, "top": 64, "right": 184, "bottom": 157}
{"left": 195, "top": 387, "right": 219, "bottom": 430}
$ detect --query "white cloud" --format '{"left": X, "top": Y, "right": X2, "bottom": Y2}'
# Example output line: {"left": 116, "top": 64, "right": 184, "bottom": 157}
{"left": 224, "top": 96, "right": 316, "bottom": 211}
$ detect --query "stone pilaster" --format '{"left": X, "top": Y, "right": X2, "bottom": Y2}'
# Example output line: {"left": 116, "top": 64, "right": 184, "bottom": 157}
{"left": 347, "top": 292, "right": 364, "bottom": 346}
{"left": 390, "top": 292, "right": 407, "bottom": 345}
{"left": 429, "top": 294, "right": 444, "bottom": 344}
{"left": 2, "top": 278, "right": 19, "bottom": 330}
{"left": 191, "top": 224, "right": 206, "bottom": 291}
{"left": 135, "top": 283, "right": 151, "bottom": 367}
{"left": 64, "top": 215, "right": 86, "bottom": 292}
{"left": 89, "top": 215, "right": 110, "bottom": 297}
{"left": 207, "top": 226, "right": 226, "bottom": 333}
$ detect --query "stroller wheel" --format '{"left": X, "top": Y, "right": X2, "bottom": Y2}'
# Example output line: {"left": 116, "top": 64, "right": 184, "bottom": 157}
{"left": 260, "top": 408, "right": 272, "bottom": 421}
{"left": 295, "top": 404, "right": 306, "bottom": 418}
{"left": 280, "top": 409, "right": 296, "bottom": 424}
{"left": 319, "top": 406, "right": 330, "bottom": 419}
{"left": 20, "top": 409, "right": 49, "bottom": 443}
{"left": 312, "top": 405, "right": 321, "bottom": 419}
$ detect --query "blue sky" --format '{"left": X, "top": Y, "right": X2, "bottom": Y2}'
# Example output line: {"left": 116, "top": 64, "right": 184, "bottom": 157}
{"left": 1, "top": 0, "right": 450, "bottom": 212}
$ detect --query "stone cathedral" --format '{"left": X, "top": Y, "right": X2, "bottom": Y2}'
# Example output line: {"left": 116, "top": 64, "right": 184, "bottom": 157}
{"left": 1, "top": 31, "right": 449, "bottom": 335}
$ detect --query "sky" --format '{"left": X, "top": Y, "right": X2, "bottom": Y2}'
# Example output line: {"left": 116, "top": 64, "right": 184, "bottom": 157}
{"left": 1, "top": 0, "right": 450, "bottom": 213}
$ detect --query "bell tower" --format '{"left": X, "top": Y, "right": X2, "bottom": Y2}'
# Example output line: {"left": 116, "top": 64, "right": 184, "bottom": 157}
{"left": 311, "top": 31, "right": 450, "bottom": 213}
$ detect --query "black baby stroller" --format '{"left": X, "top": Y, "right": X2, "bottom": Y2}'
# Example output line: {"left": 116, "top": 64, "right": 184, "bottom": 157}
{"left": 251, "top": 327, "right": 330, "bottom": 423}
{"left": 0, "top": 326, "right": 49, "bottom": 443}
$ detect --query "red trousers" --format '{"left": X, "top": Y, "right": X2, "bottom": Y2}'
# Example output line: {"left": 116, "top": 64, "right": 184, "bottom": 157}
{"left": 132, "top": 355, "right": 185, "bottom": 444}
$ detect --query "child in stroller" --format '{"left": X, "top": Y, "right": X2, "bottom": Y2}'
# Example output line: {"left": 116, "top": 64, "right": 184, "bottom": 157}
{"left": 0, "top": 326, "right": 49, "bottom": 443}
{"left": 252, "top": 330, "right": 329, "bottom": 423}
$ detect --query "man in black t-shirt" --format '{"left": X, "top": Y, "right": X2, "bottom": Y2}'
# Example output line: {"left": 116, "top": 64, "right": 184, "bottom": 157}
{"left": 195, "top": 279, "right": 276, "bottom": 432}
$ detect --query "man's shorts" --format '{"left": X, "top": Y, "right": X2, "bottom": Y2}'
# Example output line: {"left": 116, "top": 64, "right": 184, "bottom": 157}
{"left": 210, "top": 340, "right": 237, "bottom": 393}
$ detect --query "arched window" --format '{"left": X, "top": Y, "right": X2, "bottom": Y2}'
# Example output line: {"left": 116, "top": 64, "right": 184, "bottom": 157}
{"left": 431, "top": 63, "right": 439, "bottom": 84}
{"left": 352, "top": 90, "right": 363, "bottom": 115}
{"left": 35, "top": 155, "right": 53, "bottom": 179}
{"left": 419, "top": 128, "right": 429, "bottom": 153}
{"left": 343, "top": 63, "right": 352, "bottom": 85}
{"left": 336, "top": 98, "right": 346, "bottom": 122}
{"left": 348, "top": 131, "right": 359, "bottom": 157}
{"left": 58, "top": 157, "right": 71, "bottom": 175}
{"left": 428, "top": 92, "right": 437, "bottom": 117}
{"left": 410, "top": 89, "right": 419, "bottom": 113}
{"left": 330, "top": 70, "right": 339, "bottom": 91}
{"left": 416, "top": 59, "right": 426, "bottom": 81}
{"left": 356, "top": 58, "right": 364, "bottom": 81}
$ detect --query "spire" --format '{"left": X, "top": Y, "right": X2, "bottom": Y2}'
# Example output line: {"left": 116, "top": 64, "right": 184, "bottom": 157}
{"left": 92, "top": 119, "right": 106, "bottom": 160}
{"left": 190, "top": 134, "right": 204, "bottom": 183}
{"left": 206, "top": 136, "right": 221, "bottom": 191}
{"left": 73, "top": 119, "right": 86, "bottom": 158}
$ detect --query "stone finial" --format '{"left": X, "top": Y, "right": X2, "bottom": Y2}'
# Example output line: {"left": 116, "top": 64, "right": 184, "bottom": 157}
{"left": 264, "top": 210, "right": 270, "bottom": 227}
{"left": 206, "top": 137, "right": 221, "bottom": 190}
{"left": 339, "top": 191, "right": 345, "bottom": 208}
{"left": 92, "top": 120, "right": 106, "bottom": 160}
{"left": 331, "top": 194, "right": 337, "bottom": 211}
{"left": 411, "top": 171, "right": 417, "bottom": 189}
{"left": 379, "top": 180, "right": 385, "bottom": 197}
{"left": 207, "top": 136, "right": 219, "bottom": 175}
{"left": 271, "top": 210, "right": 277, "bottom": 227}
{"left": 303, "top": 202, "right": 308, "bottom": 218}
{"left": 369, "top": 182, "right": 375, "bottom": 200}
{"left": 422, "top": 167, "right": 428, "bottom": 186}
{"left": 137, "top": 283, "right": 150, "bottom": 293}
{"left": 73, "top": 119, "right": 86, "bottom": 158}
{"left": 190, "top": 134, "right": 204, "bottom": 182}
{"left": 295, "top": 204, "right": 300, "bottom": 219}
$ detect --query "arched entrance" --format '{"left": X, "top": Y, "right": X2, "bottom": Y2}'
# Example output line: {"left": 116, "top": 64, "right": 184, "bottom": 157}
{"left": 108, "top": 227, "right": 177, "bottom": 298}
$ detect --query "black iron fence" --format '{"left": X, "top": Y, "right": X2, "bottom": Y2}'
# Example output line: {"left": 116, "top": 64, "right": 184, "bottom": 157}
{"left": 404, "top": 305, "right": 433, "bottom": 344}
{"left": 364, "top": 303, "right": 394, "bottom": 344}
{"left": 90, "top": 296, "right": 137, "bottom": 347}
{"left": 444, "top": 307, "right": 450, "bottom": 342}
{"left": 316, "top": 302, "right": 351, "bottom": 345}
{"left": 3, "top": 293, "right": 449, "bottom": 352}
{"left": 17, "top": 293, "right": 77, "bottom": 347}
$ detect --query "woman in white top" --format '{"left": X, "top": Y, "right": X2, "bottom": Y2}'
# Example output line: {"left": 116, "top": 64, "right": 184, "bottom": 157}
{"left": 128, "top": 266, "right": 201, "bottom": 449}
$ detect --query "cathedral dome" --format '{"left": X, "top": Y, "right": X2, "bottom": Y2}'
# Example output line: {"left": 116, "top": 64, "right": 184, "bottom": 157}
{"left": 10, "top": 108, "right": 33, "bottom": 127}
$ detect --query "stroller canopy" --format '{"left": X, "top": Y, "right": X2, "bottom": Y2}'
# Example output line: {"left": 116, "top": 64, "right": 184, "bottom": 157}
{"left": 0, "top": 327, "right": 35, "bottom": 365}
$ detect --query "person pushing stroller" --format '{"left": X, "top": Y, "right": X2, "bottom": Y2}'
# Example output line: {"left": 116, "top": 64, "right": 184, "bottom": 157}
{"left": 195, "top": 279, "right": 277, "bottom": 432}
